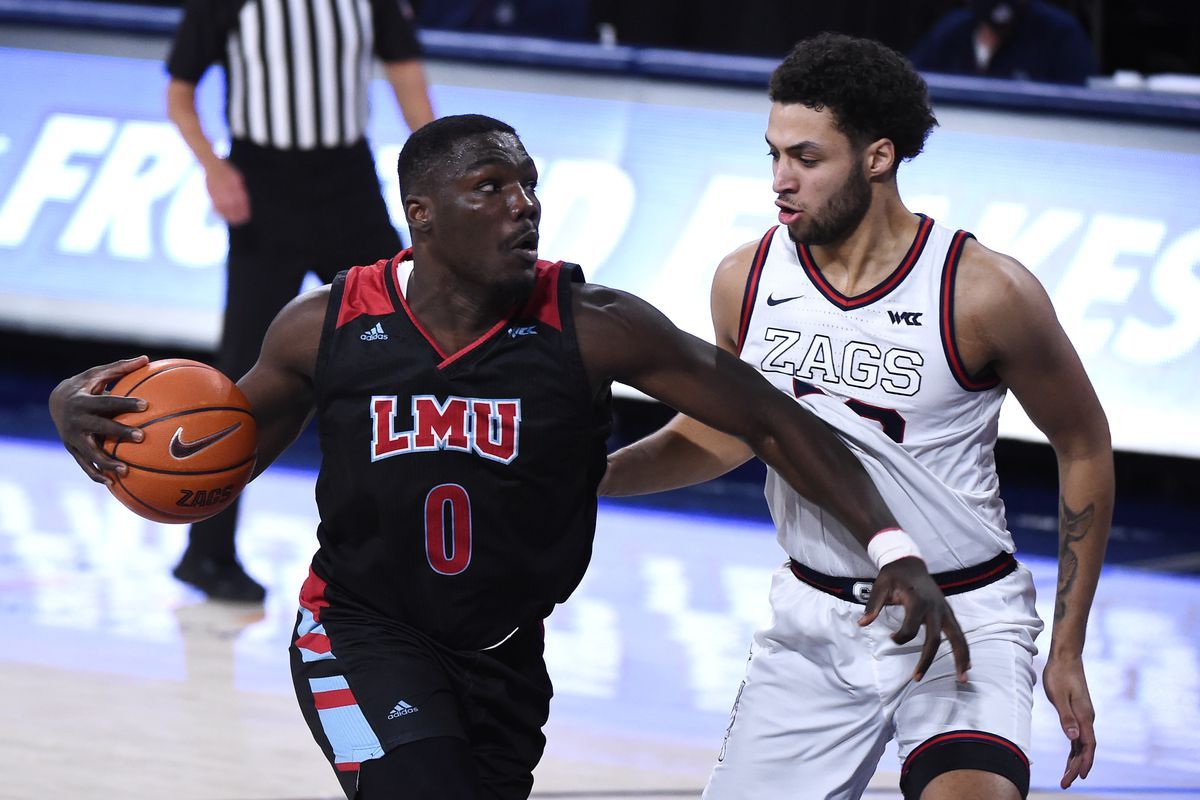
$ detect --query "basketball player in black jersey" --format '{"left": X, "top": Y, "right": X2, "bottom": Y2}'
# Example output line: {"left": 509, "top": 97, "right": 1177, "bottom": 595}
{"left": 50, "top": 115, "right": 970, "bottom": 800}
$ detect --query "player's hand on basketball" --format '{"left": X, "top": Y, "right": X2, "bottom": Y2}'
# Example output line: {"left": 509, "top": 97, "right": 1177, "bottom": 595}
{"left": 49, "top": 356, "right": 150, "bottom": 484}
{"left": 1043, "top": 653, "right": 1096, "bottom": 788}
{"left": 859, "top": 556, "right": 971, "bottom": 683}
{"left": 205, "top": 159, "right": 251, "bottom": 225}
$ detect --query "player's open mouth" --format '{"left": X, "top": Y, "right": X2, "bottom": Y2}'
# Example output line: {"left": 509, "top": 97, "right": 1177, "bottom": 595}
{"left": 510, "top": 229, "right": 539, "bottom": 259}
{"left": 776, "top": 202, "right": 802, "bottom": 225}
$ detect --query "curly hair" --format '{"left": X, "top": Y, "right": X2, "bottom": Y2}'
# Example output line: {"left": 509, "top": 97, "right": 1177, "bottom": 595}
{"left": 769, "top": 33, "right": 937, "bottom": 169}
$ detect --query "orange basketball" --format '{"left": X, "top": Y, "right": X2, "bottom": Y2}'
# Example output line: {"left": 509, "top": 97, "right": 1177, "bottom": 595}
{"left": 102, "top": 359, "right": 257, "bottom": 524}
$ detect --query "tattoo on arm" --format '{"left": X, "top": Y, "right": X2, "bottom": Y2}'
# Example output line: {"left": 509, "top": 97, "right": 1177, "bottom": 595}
{"left": 1055, "top": 498, "right": 1095, "bottom": 622}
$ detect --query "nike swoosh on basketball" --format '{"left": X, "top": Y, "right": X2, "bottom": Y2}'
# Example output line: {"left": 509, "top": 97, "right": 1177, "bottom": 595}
{"left": 169, "top": 423, "right": 242, "bottom": 459}
{"left": 766, "top": 293, "right": 803, "bottom": 306}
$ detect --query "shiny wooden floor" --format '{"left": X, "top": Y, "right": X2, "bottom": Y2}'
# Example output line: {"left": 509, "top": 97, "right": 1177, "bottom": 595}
{"left": 3, "top": 435, "right": 1198, "bottom": 800}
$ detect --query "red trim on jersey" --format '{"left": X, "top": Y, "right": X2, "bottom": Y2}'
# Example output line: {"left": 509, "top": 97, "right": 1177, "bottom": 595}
{"left": 335, "top": 762, "right": 361, "bottom": 773}
{"left": 798, "top": 215, "right": 933, "bottom": 310}
{"left": 335, "top": 254, "right": 405, "bottom": 329}
{"left": 939, "top": 232, "right": 1002, "bottom": 391}
{"left": 299, "top": 566, "right": 331, "bottom": 622}
{"left": 902, "top": 731, "right": 1029, "bottom": 774}
{"left": 518, "top": 261, "right": 565, "bottom": 331}
{"left": 394, "top": 257, "right": 555, "bottom": 370}
{"left": 396, "top": 282, "right": 451, "bottom": 361}
{"left": 436, "top": 315, "right": 514, "bottom": 370}
{"left": 312, "top": 688, "right": 358, "bottom": 710}
{"left": 735, "top": 227, "right": 778, "bottom": 355}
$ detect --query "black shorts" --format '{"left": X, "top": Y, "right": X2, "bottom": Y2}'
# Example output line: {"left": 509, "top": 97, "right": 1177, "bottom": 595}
{"left": 289, "top": 570, "right": 552, "bottom": 800}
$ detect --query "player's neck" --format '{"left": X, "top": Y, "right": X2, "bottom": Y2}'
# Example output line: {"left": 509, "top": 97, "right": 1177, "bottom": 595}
{"left": 807, "top": 200, "right": 920, "bottom": 295}
{"left": 405, "top": 264, "right": 526, "bottom": 352}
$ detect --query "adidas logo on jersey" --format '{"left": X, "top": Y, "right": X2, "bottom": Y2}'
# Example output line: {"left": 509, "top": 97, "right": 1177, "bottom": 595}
{"left": 360, "top": 322, "right": 389, "bottom": 341}
{"left": 387, "top": 699, "right": 418, "bottom": 719}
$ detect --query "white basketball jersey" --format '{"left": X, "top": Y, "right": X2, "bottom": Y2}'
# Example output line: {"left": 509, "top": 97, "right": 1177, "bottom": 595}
{"left": 737, "top": 216, "right": 1013, "bottom": 575}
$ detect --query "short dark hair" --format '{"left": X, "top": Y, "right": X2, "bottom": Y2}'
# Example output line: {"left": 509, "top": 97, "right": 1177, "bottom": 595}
{"left": 397, "top": 114, "right": 519, "bottom": 201}
{"left": 769, "top": 33, "right": 937, "bottom": 169}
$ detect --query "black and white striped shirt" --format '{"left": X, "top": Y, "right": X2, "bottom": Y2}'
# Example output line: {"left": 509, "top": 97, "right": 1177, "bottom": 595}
{"left": 168, "top": 0, "right": 421, "bottom": 150}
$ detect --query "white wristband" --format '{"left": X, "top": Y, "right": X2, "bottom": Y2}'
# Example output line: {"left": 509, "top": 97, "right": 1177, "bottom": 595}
{"left": 867, "top": 527, "right": 923, "bottom": 569}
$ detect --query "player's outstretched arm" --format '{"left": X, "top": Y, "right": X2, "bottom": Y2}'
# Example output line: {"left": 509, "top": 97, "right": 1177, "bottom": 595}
{"left": 600, "top": 242, "right": 757, "bottom": 497}
{"left": 576, "top": 283, "right": 892, "bottom": 537}
{"left": 46, "top": 288, "right": 328, "bottom": 486}
{"left": 601, "top": 412, "right": 753, "bottom": 496}
{"left": 959, "top": 241, "right": 1112, "bottom": 787}
{"left": 575, "top": 283, "right": 970, "bottom": 681}
{"left": 237, "top": 287, "right": 328, "bottom": 478}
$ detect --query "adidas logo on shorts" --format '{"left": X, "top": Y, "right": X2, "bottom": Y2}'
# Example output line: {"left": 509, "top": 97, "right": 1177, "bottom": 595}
{"left": 360, "top": 322, "right": 389, "bottom": 341}
{"left": 387, "top": 699, "right": 418, "bottom": 719}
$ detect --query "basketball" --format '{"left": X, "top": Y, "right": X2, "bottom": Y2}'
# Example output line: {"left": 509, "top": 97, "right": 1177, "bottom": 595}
{"left": 102, "top": 359, "right": 257, "bottom": 524}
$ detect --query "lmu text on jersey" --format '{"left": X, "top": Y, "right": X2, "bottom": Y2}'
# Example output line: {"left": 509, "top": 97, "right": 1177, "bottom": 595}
{"left": 370, "top": 394, "right": 522, "bottom": 464}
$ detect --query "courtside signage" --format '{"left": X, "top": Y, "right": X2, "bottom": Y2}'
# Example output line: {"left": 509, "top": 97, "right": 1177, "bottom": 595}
{"left": 0, "top": 47, "right": 1196, "bottom": 456}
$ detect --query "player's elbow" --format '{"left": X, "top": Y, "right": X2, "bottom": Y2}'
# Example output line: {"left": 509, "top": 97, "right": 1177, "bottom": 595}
{"left": 1049, "top": 413, "right": 1112, "bottom": 465}
{"left": 744, "top": 425, "right": 827, "bottom": 476}
{"left": 742, "top": 429, "right": 781, "bottom": 465}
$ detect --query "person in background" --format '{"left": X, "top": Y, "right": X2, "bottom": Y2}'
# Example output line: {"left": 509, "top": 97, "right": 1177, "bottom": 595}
{"left": 166, "top": 0, "right": 435, "bottom": 601}
{"left": 910, "top": 0, "right": 1099, "bottom": 85}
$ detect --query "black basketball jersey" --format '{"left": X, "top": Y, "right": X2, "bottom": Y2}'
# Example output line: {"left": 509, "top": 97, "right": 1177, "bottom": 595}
{"left": 310, "top": 252, "right": 612, "bottom": 650}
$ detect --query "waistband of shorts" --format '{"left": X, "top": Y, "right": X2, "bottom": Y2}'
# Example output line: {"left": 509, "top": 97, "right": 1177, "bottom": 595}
{"left": 787, "top": 552, "right": 1018, "bottom": 605}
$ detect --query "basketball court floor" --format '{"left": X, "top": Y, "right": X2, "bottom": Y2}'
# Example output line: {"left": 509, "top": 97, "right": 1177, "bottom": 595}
{"left": 3, "top": 433, "right": 1199, "bottom": 800}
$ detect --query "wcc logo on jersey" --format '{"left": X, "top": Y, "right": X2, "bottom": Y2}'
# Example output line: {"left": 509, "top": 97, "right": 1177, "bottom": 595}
{"left": 370, "top": 395, "right": 521, "bottom": 464}
{"left": 887, "top": 310, "right": 923, "bottom": 326}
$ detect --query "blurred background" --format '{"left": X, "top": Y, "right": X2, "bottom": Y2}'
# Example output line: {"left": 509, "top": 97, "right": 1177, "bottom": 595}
{"left": 0, "top": 1, "right": 1198, "bottom": 798}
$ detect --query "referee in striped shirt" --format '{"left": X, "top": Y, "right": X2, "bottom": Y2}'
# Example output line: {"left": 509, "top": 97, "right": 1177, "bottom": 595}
{"left": 166, "top": 0, "right": 435, "bottom": 601}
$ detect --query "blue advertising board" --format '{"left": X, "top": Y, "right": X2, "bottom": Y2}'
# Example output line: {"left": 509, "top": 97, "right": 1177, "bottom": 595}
{"left": 0, "top": 46, "right": 1197, "bottom": 456}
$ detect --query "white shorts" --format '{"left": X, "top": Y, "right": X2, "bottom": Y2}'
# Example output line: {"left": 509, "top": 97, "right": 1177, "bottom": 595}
{"left": 703, "top": 561, "right": 1043, "bottom": 800}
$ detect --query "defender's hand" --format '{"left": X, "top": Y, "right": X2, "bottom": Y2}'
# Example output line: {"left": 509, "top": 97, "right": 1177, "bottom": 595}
{"left": 49, "top": 356, "right": 149, "bottom": 484}
{"left": 858, "top": 556, "right": 971, "bottom": 682}
{"left": 1043, "top": 653, "right": 1096, "bottom": 788}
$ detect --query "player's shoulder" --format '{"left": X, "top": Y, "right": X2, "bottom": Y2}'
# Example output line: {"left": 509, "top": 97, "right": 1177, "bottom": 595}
{"left": 956, "top": 237, "right": 1053, "bottom": 322}
{"left": 278, "top": 285, "right": 332, "bottom": 331}
{"left": 344, "top": 255, "right": 398, "bottom": 281}
{"left": 709, "top": 235, "right": 771, "bottom": 305}
{"left": 296, "top": 283, "right": 333, "bottom": 307}
{"left": 571, "top": 280, "right": 637, "bottom": 319}
{"left": 258, "top": 286, "right": 329, "bottom": 377}
{"left": 571, "top": 280, "right": 679, "bottom": 347}
{"left": 715, "top": 237, "right": 766, "bottom": 282}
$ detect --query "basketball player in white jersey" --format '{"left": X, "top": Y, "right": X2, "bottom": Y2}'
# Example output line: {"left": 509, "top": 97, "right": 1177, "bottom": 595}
{"left": 602, "top": 33, "right": 1112, "bottom": 800}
